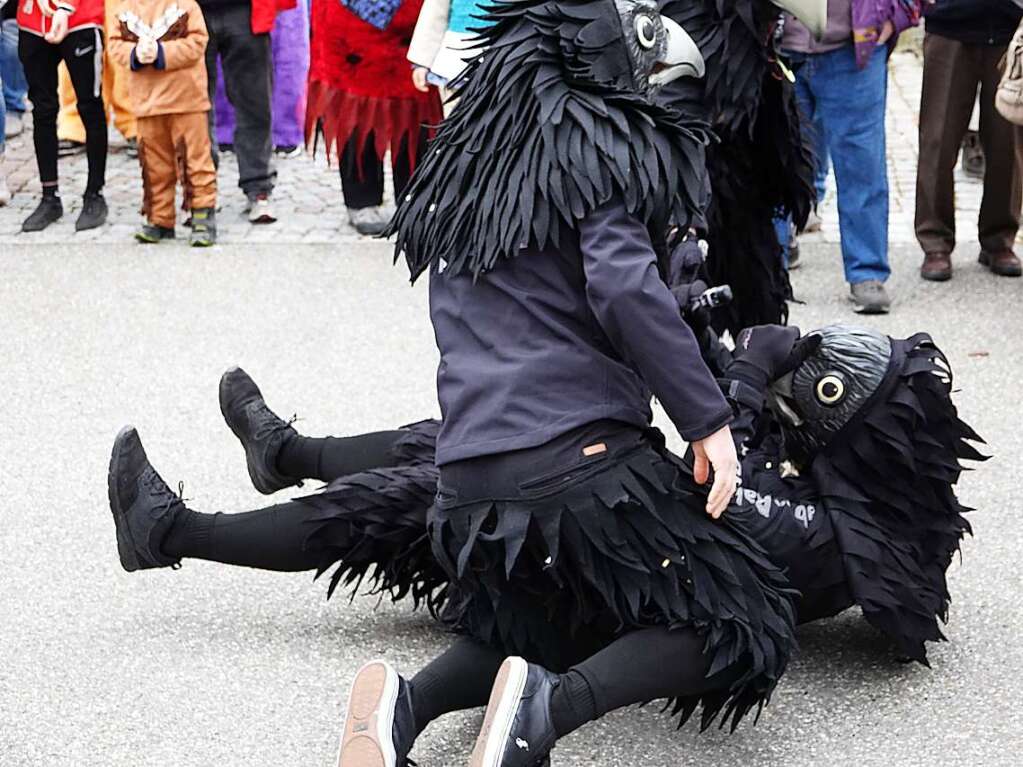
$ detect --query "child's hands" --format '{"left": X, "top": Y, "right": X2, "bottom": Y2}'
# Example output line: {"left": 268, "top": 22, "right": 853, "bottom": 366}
{"left": 412, "top": 66, "right": 430, "bottom": 92}
{"left": 136, "top": 37, "right": 159, "bottom": 65}
{"left": 45, "top": 9, "right": 71, "bottom": 44}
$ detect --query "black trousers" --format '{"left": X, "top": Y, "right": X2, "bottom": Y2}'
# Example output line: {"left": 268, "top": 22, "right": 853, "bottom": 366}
{"left": 339, "top": 130, "right": 428, "bottom": 210}
{"left": 202, "top": 4, "right": 275, "bottom": 199}
{"left": 18, "top": 27, "right": 107, "bottom": 195}
{"left": 915, "top": 31, "right": 1023, "bottom": 254}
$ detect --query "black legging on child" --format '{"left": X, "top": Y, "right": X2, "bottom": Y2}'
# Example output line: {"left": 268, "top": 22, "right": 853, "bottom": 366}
{"left": 19, "top": 28, "right": 107, "bottom": 195}
{"left": 339, "top": 129, "right": 429, "bottom": 210}
{"left": 159, "top": 430, "right": 740, "bottom": 741}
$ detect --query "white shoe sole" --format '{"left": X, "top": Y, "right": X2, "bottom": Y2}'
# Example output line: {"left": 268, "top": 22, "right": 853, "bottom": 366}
{"left": 469, "top": 657, "right": 530, "bottom": 767}
{"left": 337, "top": 660, "right": 400, "bottom": 767}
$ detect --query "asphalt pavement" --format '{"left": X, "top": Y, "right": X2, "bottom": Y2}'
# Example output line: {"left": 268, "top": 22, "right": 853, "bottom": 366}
{"left": 1, "top": 239, "right": 1021, "bottom": 766}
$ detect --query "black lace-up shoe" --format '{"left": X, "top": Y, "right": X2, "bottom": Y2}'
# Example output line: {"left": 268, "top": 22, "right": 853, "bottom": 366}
{"left": 469, "top": 657, "right": 559, "bottom": 767}
{"left": 337, "top": 660, "right": 417, "bottom": 767}
{"left": 21, "top": 196, "right": 63, "bottom": 232}
{"left": 76, "top": 192, "right": 108, "bottom": 231}
{"left": 107, "top": 426, "right": 184, "bottom": 571}
{"left": 219, "top": 367, "right": 300, "bottom": 495}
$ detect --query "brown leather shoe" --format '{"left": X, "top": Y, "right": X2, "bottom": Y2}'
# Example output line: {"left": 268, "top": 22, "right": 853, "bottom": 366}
{"left": 979, "top": 249, "right": 1022, "bottom": 277}
{"left": 920, "top": 251, "right": 952, "bottom": 282}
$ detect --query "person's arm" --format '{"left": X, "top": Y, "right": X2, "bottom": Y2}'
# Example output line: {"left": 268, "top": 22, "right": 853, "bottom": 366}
{"left": 108, "top": 13, "right": 137, "bottom": 70}
{"left": 579, "top": 200, "right": 733, "bottom": 441}
{"left": 882, "top": 0, "right": 923, "bottom": 39}
{"left": 152, "top": 3, "right": 209, "bottom": 72}
{"left": 579, "top": 199, "right": 737, "bottom": 516}
{"left": 408, "top": 0, "right": 450, "bottom": 69}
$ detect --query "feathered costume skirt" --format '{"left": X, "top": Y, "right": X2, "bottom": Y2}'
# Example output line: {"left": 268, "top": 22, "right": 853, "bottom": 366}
{"left": 297, "top": 421, "right": 797, "bottom": 730}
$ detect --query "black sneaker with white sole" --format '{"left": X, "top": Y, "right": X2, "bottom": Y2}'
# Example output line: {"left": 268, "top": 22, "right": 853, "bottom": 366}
{"left": 337, "top": 660, "right": 417, "bottom": 767}
{"left": 219, "top": 367, "right": 301, "bottom": 495}
{"left": 107, "top": 426, "right": 184, "bottom": 571}
{"left": 469, "top": 657, "right": 558, "bottom": 767}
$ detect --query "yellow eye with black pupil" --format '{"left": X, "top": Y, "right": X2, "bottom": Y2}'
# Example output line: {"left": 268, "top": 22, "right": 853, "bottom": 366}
{"left": 815, "top": 375, "right": 845, "bottom": 406}
{"left": 636, "top": 15, "right": 657, "bottom": 49}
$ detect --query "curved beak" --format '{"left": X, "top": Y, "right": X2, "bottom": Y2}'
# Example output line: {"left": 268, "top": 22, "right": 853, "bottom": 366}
{"left": 772, "top": 0, "right": 828, "bottom": 40}
{"left": 650, "top": 15, "right": 705, "bottom": 86}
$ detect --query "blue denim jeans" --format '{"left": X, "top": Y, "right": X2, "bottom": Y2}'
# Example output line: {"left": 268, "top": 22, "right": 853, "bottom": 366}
{"left": 1, "top": 18, "right": 28, "bottom": 115}
{"left": 786, "top": 45, "right": 891, "bottom": 285}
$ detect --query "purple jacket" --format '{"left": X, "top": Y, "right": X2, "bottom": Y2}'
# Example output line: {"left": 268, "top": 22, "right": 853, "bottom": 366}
{"left": 852, "top": 0, "right": 922, "bottom": 67}
{"left": 785, "top": 0, "right": 922, "bottom": 69}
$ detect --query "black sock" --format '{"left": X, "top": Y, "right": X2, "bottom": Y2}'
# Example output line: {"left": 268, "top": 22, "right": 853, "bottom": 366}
{"left": 276, "top": 431, "right": 408, "bottom": 483}
{"left": 161, "top": 502, "right": 323, "bottom": 571}
{"left": 409, "top": 638, "right": 506, "bottom": 734}
{"left": 42, "top": 184, "right": 59, "bottom": 199}
{"left": 549, "top": 670, "right": 598, "bottom": 737}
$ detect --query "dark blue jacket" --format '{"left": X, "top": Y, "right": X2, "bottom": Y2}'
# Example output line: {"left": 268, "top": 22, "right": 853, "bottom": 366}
{"left": 429, "top": 198, "right": 733, "bottom": 466}
{"left": 925, "top": 0, "right": 1022, "bottom": 46}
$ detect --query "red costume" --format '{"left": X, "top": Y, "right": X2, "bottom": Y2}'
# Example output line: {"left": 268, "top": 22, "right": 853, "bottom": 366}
{"left": 306, "top": 0, "right": 443, "bottom": 169}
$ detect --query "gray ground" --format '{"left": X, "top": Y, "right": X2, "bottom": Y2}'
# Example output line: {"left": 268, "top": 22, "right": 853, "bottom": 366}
{"left": 1, "top": 240, "right": 1021, "bottom": 767}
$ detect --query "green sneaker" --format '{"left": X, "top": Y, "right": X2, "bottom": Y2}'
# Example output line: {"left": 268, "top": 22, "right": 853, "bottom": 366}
{"left": 134, "top": 224, "right": 175, "bottom": 243}
{"left": 189, "top": 207, "right": 217, "bottom": 247}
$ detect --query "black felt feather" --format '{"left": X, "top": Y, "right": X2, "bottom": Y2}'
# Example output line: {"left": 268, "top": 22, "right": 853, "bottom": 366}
{"left": 385, "top": 0, "right": 711, "bottom": 282}
{"left": 661, "top": 0, "right": 816, "bottom": 332}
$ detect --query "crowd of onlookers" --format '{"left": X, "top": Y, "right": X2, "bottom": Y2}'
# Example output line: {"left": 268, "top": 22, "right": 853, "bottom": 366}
{"left": 0, "top": 0, "right": 1021, "bottom": 314}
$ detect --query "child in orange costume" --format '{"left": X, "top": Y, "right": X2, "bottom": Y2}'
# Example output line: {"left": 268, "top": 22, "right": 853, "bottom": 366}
{"left": 109, "top": 0, "right": 216, "bottom": 246}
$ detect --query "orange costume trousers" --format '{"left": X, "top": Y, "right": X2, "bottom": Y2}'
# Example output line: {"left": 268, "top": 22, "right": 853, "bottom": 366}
{"left": 137, "top": 112, "right": 217, "bottom": 229}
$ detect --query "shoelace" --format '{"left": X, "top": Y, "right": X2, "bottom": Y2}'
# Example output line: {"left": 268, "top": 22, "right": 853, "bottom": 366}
{"left": 249, "top": 402, "right": 300, "bottom": 441}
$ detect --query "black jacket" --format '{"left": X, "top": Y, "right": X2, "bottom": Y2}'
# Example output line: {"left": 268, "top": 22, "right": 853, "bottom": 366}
{"left": 925, "top": 0, "right": 1023, "bottom": 46}
{"left": 429, "top": 198, "right": 732, "bottom": 466}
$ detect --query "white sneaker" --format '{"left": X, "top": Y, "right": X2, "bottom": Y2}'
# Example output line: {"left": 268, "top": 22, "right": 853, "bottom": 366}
{"left": 247, "top": 195, "right": 277, "bottom": 224}
{"left": 347, "top": 206, "right": 390, "bottom": 236}
{"left": 4, "top": 112, "right": 24, "bottom": 139}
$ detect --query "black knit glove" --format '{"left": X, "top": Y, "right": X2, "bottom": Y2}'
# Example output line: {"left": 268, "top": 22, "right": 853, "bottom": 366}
{"left": 728, "top": 325, "right": 821, "bottom": 389}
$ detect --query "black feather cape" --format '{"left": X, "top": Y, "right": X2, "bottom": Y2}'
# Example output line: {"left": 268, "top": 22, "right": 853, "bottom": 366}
{"left": 662, "top": 0, "right": 816, "bottom": 333}
{"left": 386, "top": 0, "right": 710, "bottom": 282}
{"left": 808, "top": 335, "right": 986, "bottom": 664}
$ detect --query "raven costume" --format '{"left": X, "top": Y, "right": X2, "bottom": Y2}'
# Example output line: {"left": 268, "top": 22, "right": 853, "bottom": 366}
{"left": 660, "top": 0, "right": 822, "bottom": 333}
{"left": 109, "top": 2, "right": 803, "bottom": 765}
{"left": 106, "top": 322, "right": 984, "bottom": 755}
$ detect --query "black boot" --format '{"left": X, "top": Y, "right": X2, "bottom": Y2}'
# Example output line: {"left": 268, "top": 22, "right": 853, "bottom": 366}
{"left": 76, "top": 191, "right": 108, "bottom": 231}
{"left": 107, "top": 426, "right": 185, "bottom": 571}
{"left": 21, "top": 196, "right": 63, "bottom": 232}
{"left": 469, "top": 657, "right": 558, "bottom": 767}
{"left": 219, "top": 367, "right": 301, "bottom": 494}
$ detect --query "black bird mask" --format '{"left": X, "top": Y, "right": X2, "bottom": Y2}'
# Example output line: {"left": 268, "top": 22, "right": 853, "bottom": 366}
{"left": 387, "top": 0, "right": 711, "bottom": 281}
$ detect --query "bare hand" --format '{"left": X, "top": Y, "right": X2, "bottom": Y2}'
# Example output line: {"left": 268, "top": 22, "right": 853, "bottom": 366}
{"left": 412, "top": 66, "right": 430, "bottom": 92}
{"left": 691, "top": 425, "right": 738, "bottom": 519}
{"left": 877, "top": 20, "right": 895, "bottom": 46}
{"left": 45, "top": 10, "right": 70, "bottom": 44}
{"left": 136, "top": 38, "right": 158, "bottom": 65}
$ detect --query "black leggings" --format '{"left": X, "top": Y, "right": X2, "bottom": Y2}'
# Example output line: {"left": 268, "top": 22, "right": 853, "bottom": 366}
{"left": 160, "top": 428, "right": 737, "bottom": 742}
{"left": 162, "top": 429, "right": 407, "bottom": 567}
{"left": 19, "top": 27, "right": 107, "bottom": 195}
{"left": 339, "top": 129, "right": 429, "bottom": 209}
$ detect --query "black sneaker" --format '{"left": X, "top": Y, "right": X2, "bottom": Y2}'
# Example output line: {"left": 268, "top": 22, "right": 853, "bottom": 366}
{"left": 135, "top": 224, "right": 176, "bottom": 243}
{"left": 76, "top": 192, "right": 108, "bottom": 231}
{"left": 337, "top": 660, "right": 417, "bottom": 767}
{"left": 219, "top": 367, "right": 301, "bottom": 495}
{"left": 189, "top": 207, "right": 217, "bottom": 247}
{"left": 107, "top": 426, "right": 184, "bottom": 572}
{"left": 21, "top": 196, "right": 63, "bottom": 232}
{"left": 469, "top": 657, "right": 558, "bottom": 767}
